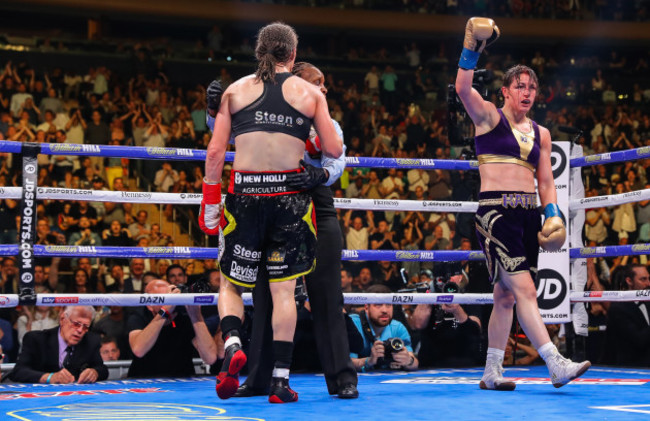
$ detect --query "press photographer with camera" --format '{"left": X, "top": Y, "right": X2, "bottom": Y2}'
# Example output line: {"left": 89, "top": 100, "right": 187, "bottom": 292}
{"left": 349, "top": 285, "right": 418, "bottom": 372}
{"left": 126, "top": 279, "right": 217, "bottom": 377}
{"left": 409, "top": 266, "right": 482, "bottom": 368}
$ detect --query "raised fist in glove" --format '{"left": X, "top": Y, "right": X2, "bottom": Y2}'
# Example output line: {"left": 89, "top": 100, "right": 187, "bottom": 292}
{"left": 206, "top": 80, "right": 223, "bottom": 117}
{"left": 199, "top": 179, "right": 221, "bottom": 235}
{"left": 538, "top": 203, "right": 566, "bottom": 252}
{"left": 286, "top": 159, "right": 328, "bottom": 191}
{"left": 459, "top": 17, "right": 500, "bottom": 70}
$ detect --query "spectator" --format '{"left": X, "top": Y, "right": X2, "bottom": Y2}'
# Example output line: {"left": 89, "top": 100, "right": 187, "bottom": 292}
{"left": 94, "top": 306, "right": 130, "bottom": 360}
{"left": 9, "top": 306, "right": 108, "bottom": 384}
{"left": 99, "top": 336, "right": 121, "bottom": 361}
{"left": 370, "top": 220, "right": 400, "bottom": 251}
{"left": 68, "top": 216, "right": 102, "bottom": 247}
{"left": 124, "top": 258, "right": 147, "bottom": 293}
{"left": 154, "top": 161, "right": 179, "bottom": 192}
{"left": 166, "top": 263, "right": 188, "bottom": 287}
{"left": 349, "top": 285, "right": 418, "bottom": 372}
{"left": 16, "top": 306, "right": 60, "bottom": 348}
{"left": 604, "top": 264, "right": 650, "bottom": 367}
{"left": 65, "top": 108, "right": 87, "bottom": 144}
{"left": 128, "top": 210, "right": 151, "bottom": 240}
{"left": 127, "top": 279, "right": 216, "bottom": 377}
{"left": 585, "top": 189, "right": 611, "bottom": 245}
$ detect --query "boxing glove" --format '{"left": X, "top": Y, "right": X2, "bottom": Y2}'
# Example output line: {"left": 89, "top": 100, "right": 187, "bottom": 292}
{"left": 206, "top": 80, "right": 223, "bottom": 116}
{"left": 305, "top": 126, "right": 322, "bottom": 158}
{"left": 199, "top": 179, "right": 221, "bottom": 235}
{"left": 537, "top": 203, "right": 566, "bottom": 252}
{"left": 286, "top": 159, "right": 328, "bottom": 191}
{"left": 459, "top": 17, "right": 500, "bottom": 70}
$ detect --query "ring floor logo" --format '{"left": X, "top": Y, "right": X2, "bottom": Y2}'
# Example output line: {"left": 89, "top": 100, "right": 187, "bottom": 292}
{"left": 535, "top": 268, "right": 567, "bottom": 310}
{"left": 551, "top": 143, "right": 567, "bottom": 180}
{"left": 6, "top": 403, "right": 264, "bottom": 420}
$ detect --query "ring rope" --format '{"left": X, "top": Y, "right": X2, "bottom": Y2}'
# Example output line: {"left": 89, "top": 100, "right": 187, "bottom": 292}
{"left": 0, "top": 140, "right": 477, "bottom": 170}
{"left": 0, "top": 244, "right": 486, "bottom": 262}
{"left": 0, "top": 290, "right": 648, "bottom": 309}
{"left": 3, "top": 243, "right": 650, "bottom": 261}
{"left": 4, "top": 140, "right": 650, "bottom": 169}
{"left": 1, "top": 186, "right": 481, "bottom": 212}
{"left": 569, "top": 146, "right": 650, "bottom": 168}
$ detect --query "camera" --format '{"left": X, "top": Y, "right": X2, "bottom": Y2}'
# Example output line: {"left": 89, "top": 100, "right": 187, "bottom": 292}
{"left": 177, "top": 280, "right": 211, "bottom": 294}
{"left": 377, "top": 337, "right": 405, "bottom": 367}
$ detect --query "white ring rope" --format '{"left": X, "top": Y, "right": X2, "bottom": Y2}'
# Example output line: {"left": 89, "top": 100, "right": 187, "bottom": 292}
{"left": 0, "top": 291, "right": 648, "bottom": 308}
{"left": 4, "top": 185, "right": 648, "bottom": 212}
{"left": 1, "top": 187, "right": 480, "bottom": 212}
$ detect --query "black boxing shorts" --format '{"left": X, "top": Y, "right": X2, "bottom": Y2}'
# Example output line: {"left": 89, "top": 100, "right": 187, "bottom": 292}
{"left": 474, "top": 191, "right": 541, "bottom": 283}
{"left": 218, "top": 169, "right": 317, "bottom": 288}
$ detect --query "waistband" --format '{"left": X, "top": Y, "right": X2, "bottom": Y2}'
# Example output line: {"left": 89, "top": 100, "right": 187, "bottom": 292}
{"left": 228, "top": 169, "right": 303, "bottom": 196}
{"left": 478, "top": 191, "right": 538, "bottom": 209}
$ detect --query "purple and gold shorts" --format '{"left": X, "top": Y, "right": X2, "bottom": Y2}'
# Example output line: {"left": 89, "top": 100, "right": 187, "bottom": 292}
{"left": 475, "top": 191, "right": 541, "bottom": 283}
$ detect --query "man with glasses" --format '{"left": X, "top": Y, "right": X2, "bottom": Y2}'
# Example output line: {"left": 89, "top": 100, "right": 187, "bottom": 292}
{"left": 9, "top": 306, "right": 108, "bottom": 384}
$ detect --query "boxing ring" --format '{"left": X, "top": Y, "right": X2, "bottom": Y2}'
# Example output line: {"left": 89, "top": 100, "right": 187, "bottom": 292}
{"left": 1, "top": 139, "right": 650, "bottom": 420}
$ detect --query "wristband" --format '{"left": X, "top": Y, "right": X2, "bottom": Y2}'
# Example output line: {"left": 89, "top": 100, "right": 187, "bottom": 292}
{"left": 158, "top": 308, "right": 170, "bottom": 320}
{"left": 46, "top": 372, "right": 53, "bottom": 384}
{"left": 543, "top": 203, "right": 561, "bottom": 219}
{"left": 361, "top": 358, "right": 373, "bottom": 373}
{"left": 458, "top": 47, "right": 480, "bottom": 70}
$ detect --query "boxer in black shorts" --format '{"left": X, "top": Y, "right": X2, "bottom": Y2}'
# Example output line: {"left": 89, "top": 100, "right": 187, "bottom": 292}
{"left": 474, "top": 191, "right": 540, "bottom": 283}
{"left": 200, "top": 22, "right": 343, "bottom": 403}
{"left": 219, "top": 170, "right": 317, "bottom": 288}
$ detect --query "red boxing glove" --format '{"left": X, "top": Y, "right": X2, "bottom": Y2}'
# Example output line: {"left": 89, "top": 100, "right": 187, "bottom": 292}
{"left": 306, "top": 133, "right": 322, "bottom": 158}
{"left": 199, "top": 179, "right": 221, "bottom": 235}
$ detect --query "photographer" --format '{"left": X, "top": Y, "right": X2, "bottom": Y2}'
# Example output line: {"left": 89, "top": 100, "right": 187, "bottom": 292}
{"left": 349, "top": 285, "right": 418, "bottom": 372}
{"left": 409, "top": 265, "right": 482, "bottom": 368}
{"left": 126, "top": 279, "right": 216, "bottom": 377}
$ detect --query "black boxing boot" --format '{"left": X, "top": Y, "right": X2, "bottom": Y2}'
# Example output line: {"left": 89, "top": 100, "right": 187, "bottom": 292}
{"left": 216, "top": 317, "right": 247, "bottom": 399}
{"left": 269, "top": 375, "right": 298, "bottom": 404}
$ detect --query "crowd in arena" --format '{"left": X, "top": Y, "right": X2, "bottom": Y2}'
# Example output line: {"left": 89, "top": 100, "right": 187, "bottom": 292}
{"left": 0, "top": 4, "right": 649, "bottom": 376}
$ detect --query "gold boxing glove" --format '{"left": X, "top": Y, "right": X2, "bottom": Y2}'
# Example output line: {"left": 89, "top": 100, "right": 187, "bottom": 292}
{"left": 459, "top": 17, "right": 500, "bottom": 70}
{"left": 537, "top": 204, "right": 566, "bottom": 252}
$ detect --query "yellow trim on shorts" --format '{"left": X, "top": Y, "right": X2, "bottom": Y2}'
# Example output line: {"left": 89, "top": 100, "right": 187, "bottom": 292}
{"left": 269, "top": 259, "right": 316, "bottom": 283}
{"left": 221, "top": 206, "right": 237, "bottom": 237}
{"left": 302, "top": 201, "right": 316, "bottom": 236}
{"left": 220, "top": 271, "right": 254, "bottom": 289}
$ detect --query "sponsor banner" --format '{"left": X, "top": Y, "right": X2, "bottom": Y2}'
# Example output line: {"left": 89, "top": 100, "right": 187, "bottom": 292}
{"left": 47, "top": 143, "right": 102, "bottom": 154}
{"left": 0, "top": 295, "right": 19, "bottom": 308}
{"left": 18, "top": 146, "right": 38, "bottom": 304}
{"left": 537, "top": 142, "right": 571, "bottom": 323}
{"left": 146, "top": 147, "right": 195, "bottom": 158}
{"left": 0, "top": 388, "right": 166, "bottom": 401}
{"left": 193, "top": 295, "right": 215, "bottom": 304}
{"left": 332, "top": 197, "right": 478, "bottom": 213}
{"left": 383, "top": 377, "right": 650, "bottom": 386}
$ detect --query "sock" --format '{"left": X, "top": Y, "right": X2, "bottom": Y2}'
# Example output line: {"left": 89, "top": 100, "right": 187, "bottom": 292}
{"left": 486, "top": 347, "right": 505, "bottom": 365}
{"left": 220, "top": 315, "right": 242, "bottom": 341}
{"left": 224, "top": 335, "right": 241, "bottom": 350}
{"left": 538, "top": 342, "right": 557, "bottom": 362}
{"left": 273, "top": 340, "right": 293, "bottom": 371}
{"left": 272, "top": 367, "right": 290, "bottom": 379}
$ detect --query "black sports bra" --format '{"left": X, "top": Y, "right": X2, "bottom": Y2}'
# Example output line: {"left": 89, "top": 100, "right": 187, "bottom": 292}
{"left": 231, "top": 73, "right": 312, "bottom": 141}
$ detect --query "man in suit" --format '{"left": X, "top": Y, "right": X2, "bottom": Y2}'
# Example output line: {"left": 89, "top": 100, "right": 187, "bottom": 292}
{"left": 10, "top": 306, "right": 108, "bottom": 383}
{"left": 605, "top": 264, "right": 650, "bottom": 367}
